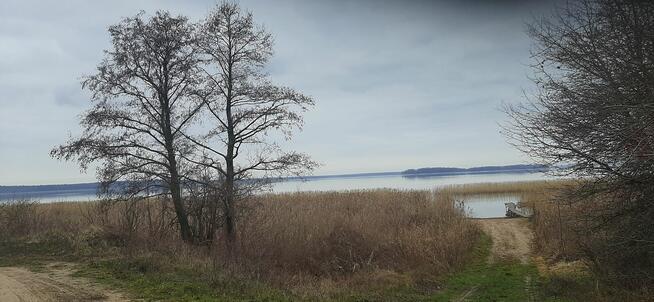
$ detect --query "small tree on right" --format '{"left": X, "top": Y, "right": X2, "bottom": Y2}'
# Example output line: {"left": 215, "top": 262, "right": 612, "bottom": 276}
{"left": 505, "top": 0, "right": 654, "bottom": 285}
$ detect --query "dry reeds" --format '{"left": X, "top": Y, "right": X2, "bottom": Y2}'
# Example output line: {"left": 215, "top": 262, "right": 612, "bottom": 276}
{"left": 234, "top": 190, "right": 479, "bottom": 285}
{"left": 0, "top": 189, "right": 480, "bottom": 292}
{"left": 438, "top": 179, "right": 571, "bottom": 198}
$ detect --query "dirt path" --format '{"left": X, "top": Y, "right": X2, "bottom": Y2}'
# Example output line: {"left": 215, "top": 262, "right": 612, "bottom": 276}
{"left": 0, "top": 263, "right": 127, "bottom": 302}
{"left": 477, "top": 218, "right": 533, "bottom": 264}
{"left": 452, "top": 218, "right": 537, "bottom": 301}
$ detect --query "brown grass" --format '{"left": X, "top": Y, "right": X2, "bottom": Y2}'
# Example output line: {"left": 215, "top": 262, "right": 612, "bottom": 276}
{"left": 437, "top": 180, "right": 569, "bottom": 196}
{"left": 0, "top": 189, "right": 480, "bottom": 293}
{"left": 0, "top": 200, "right": 92, "bottom": 240}
{"left": 236, "top": 190, "right": 479, "bottom": 285}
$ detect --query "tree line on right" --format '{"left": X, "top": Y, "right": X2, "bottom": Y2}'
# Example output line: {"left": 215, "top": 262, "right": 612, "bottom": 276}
{"left": 505, "top": 0, "right": 654, "bottom": 287}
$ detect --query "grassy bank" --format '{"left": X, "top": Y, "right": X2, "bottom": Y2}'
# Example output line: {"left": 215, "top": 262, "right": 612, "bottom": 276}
{"left": 0, "top": 227, "right": 602, "bottom": 301}
{"left": 0, "top": 228, "right": 544, "bottom": 301}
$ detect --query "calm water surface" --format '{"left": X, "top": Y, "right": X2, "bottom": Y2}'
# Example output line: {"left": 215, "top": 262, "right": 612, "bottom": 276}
{"left": 457, "top": 194, "right": 521, "bottom": 219}
{"left": 2, "top": 172, "right": 549, "bottom": 218}
{"left": 0, "top": 189, "right": 98, "bottom": 203}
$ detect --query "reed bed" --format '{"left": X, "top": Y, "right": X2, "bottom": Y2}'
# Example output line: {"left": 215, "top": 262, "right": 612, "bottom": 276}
{"left": 438, "top": 179, "right": 571, "bottom": 197}
{"left": 0, "top": 189, "right": 480, "bottom": 292}
{"left": 237, "top": 190, "right": 479, "bottom": 284}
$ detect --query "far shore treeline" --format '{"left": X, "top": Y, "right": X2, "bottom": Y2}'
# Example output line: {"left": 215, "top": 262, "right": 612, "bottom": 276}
{"left": 0, "top": 164, "right": 548, "bottom": 195}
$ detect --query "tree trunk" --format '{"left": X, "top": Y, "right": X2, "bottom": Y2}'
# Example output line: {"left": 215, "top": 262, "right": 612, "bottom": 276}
{"left": 161, "top": 85, "right": 193, "bottom": 243}
{"left": 224, "top": 195, "right": 236, "bottom": 243}
{"left": 169, "top": 158, "right": 193, "bottom": 243}
{"left": 223, "top": 46, "right": 237, "bottom": 251}
{"left": 223, "top": 158, "right": 236, "bottom": 250}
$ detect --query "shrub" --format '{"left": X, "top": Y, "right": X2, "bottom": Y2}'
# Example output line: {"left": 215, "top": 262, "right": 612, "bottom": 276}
{"left": 0, "top": 199, "right": 39, "bottom": 239}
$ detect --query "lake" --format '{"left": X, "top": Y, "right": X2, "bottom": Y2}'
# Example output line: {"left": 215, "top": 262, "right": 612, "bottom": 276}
{"left": 457, "top": 194, "right": 521, "bottom": 219}
{"left": 1, "top": 172, "right": 549, "bottom": 201}
{"left": 1, "top": 172, "right": 550, "bottom": 218}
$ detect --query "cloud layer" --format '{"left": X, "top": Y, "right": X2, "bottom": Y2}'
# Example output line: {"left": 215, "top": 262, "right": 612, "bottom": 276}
{"left": 0, "top": 0, "right": 554, "bottom": 185}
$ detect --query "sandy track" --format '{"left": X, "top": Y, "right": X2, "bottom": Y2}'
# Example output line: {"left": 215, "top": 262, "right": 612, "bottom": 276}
{"left": 477, "top": 218, "right": 533, "bottom": 264}
{"left": 0, "top": 263, "right": 127, "bottom": 302}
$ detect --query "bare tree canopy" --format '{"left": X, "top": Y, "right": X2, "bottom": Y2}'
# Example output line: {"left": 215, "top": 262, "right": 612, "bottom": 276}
{"left": 51, "top": 3, "right": 316, "bottom": 247}
{"left": 507, "top": 0, "right": 654, "bottom": 180}
{"left": 51, "top": 11, "right": 202, "bottom": 242}
{"left": 192, "top": 2, "right": 317, "bottom": 245}
{"left": 504, "top": 0, "right": 654, "bottom": 284}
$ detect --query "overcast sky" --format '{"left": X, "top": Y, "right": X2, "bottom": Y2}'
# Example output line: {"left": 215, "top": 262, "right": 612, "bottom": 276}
{"left": 0, "top": 0, "right": 556, "bottom": 185}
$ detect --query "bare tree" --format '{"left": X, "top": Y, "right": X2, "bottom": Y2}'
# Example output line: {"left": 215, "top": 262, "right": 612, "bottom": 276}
{"left": 504, "top": 0, "right": 654, "bottom": 284}
{"left": 190, "top": 2, "right": 316, "bottom": 247}
{"left": 51, "top": 11, "right": 202, "bottom": 243}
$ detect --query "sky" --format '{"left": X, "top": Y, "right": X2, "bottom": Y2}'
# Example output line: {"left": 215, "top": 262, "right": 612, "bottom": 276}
{"left": 0, "top": 0, "right": 556, "bottom": 185}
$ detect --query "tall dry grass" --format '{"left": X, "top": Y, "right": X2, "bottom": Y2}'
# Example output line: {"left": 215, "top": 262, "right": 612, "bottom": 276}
{"left": 438, "top": 180, "right": 568, "bottom": 196}
{"left": 0, "top": 200, "right": 93, "bottom": 240}
{"left": 0, "top": 189, "right": 480, "bottom": 292}
{"left": 236, "top": 190, "right": 479, "bottom": 283}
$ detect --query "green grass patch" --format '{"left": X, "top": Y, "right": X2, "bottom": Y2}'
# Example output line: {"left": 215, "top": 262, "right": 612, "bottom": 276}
{"left": 428, "top": 234, "right": 641, "bottom": 302}
{"left": 430, "top": 234, "right": 544, "bottom": 301}
{"left": 74, "top": 258, "right": 296, "bottom": 302}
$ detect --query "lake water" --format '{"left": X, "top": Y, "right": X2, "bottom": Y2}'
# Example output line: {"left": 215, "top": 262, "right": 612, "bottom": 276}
{"left": 1, "top": 172, "right": 548, "bottom": 218}
{"left": 457, "top": 194, "right": 521, "bottom": 219}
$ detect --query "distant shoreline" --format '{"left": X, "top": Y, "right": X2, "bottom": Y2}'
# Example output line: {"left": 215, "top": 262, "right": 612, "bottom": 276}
{"left": 0, "top": 164, "right": 548, "bottom": 194}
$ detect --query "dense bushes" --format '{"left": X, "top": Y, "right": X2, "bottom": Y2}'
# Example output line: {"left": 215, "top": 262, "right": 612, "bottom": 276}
{"left": 537, "top": 184, "right": 654, "bottom": 288}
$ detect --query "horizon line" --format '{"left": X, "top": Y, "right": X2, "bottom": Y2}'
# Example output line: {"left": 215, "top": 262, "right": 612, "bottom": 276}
{"left": 0, "top": 163, "right": 544, "bottom": 187}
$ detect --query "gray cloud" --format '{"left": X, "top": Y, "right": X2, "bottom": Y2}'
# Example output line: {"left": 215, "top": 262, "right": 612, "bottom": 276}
{"left": 0, "top": 0, "right": 556, "bottom": 185}
{"left": 54, "top": 85, "right": 87, "bottom": 107}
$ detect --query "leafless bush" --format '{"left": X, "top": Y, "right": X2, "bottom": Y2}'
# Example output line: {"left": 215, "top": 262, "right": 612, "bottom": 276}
{"left": 83, "top": 198, "right": 180, "bottom": 249}
{"left": 0, "top": 199, "right": 39, "bottom": 239}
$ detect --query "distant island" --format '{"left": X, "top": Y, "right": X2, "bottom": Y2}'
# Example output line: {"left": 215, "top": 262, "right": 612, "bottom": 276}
{"left": 401, "top": 164, "right": 548, "bottom": 176}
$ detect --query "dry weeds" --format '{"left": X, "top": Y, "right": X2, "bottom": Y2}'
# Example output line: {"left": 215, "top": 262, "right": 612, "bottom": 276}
{"left": 0, "top": 189, "right": 481, "bottom": 292}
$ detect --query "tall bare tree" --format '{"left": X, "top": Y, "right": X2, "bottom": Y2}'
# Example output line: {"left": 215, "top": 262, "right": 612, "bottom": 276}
{"left": 191, "top": 2, "right": 316, "bottom": 246}
{"left": 504, "top": 0, "right": 654, "bottom": 283}
{"left": 51, "top": 12, "right": 202, "bottom": 243}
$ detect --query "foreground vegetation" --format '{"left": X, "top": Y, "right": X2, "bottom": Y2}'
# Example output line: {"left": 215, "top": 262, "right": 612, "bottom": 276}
{"left": 447, "top": 181, "right": 653, "bottom": 300}
{"left": 505, "top": 0, "right": 654, "bottom": 291}
{"left": 0, "top": 190, "right": 481, "bottom": 301}
{"left": 1, "top": 182, "right": 652, "bottom": 301}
